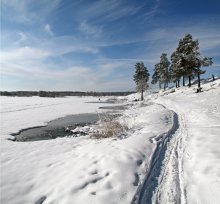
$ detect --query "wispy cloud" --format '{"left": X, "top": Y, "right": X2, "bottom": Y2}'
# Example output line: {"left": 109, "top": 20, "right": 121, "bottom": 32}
{"left": 0, "top": 45, "right": 135, "bottom": 91}
{"left": 44, "top": 24, "right": 54, "bottom": 36}
{"left": 75, "top": 0, "right": 150, "bottom": 23}
{"left": 141, "top": 0, "right": 161, "bottom": 20}
{"left": 18, "top": 32, "right": 27, "bottom": 42}
{"left": 79, "top": 20, "right": 102, "bottom": 38}
{"left": 0, "top": 57, "right": 134, "bottom": 91}
{"left": 37, "top": 35, "right": 99, "bottom": 55}
{"left": 1, "top": 0, "right": 60, "bottom": 23}
{"left": 0, "top": 46, "right": 49, "bottom": 61}
{"left": 1, "top": 0, "right": 219, "bottom": 91}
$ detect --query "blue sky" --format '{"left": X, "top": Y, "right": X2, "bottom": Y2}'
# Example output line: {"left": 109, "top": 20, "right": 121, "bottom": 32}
{"left": 1, "top": 0, "right": 220, "bottom": 91}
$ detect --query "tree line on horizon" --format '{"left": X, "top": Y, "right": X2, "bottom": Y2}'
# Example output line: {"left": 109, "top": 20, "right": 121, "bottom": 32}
{"left": 133, "top": 33, "right": 213, "bottom": 100}
{"left": 0, "top": 91, "right": 134, "bottom": 97}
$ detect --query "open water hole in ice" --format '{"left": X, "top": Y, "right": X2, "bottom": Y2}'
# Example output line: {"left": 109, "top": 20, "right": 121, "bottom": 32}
{"left": 11, "top": 102, "right": 128, "bottom": 142}
{"left": 12, "top": 113, "right": 100, "bottom": 142}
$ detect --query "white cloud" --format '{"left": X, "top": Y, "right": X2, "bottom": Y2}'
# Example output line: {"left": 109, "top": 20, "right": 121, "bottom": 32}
{"left": 37, "top": 35, "right": 99, "bottom": 55}
{"left": 12, "top": 32, "right": 29, "bottom": 46}
{"left": 1, "top": 0, "right": 60, "bottom": 24}
{"left": 18, "top": 32, "right": 27, "bottom": 42}
{"left": 76, "top": 0, "right": 149, "bottom": 23}
{"left": 0, "top": 47, "right": 134, "bottom": 91}
{"left": 44, "top": 24, "right": 54, "bottom": 36}
{"left": 1, "top": 0, "right": 219, "bottom": 91}
{"left": 0, "top": 46, "right": 49, "bottom": 61}
{"left": 79, "top": 20, "right": 102, "bottom": 37}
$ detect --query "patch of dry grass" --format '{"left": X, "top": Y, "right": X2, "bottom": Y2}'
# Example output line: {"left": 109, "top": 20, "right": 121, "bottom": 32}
{"left": 91, "top": 114, "right": 129, "bottom": 139}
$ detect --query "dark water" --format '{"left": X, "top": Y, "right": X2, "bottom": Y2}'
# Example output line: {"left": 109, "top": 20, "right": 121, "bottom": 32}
{"left": 13, "top": 113, "right": 100, "bottom": 142}
{"left": 11, "top": 101, "right": 128, "bottom": 142}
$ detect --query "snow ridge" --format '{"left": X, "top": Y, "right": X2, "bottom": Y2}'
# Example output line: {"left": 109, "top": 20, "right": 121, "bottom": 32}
{"left": 131, "top": 107, "right": 187, "bottom": 204}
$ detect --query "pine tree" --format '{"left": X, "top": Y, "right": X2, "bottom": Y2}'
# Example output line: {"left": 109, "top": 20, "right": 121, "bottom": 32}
{"left": 170, "top": 50, "right": 182, "bottom": 88}
{"left": 159, "top": 53, "right": 170, "bottom": 90}
{"left": 178, "top": 34, "right": 199, "bottom": 87}
{"left": 151, "top": 63, "right": 161, "bottom": 89}
{"left": 133, "top": 62, "right": 150, "bottom": 100}
{"left": 171, "top": 34, "right": 195, "bottom": 87}
{"left": 152, "top": 53, "right": 170, "bottom": 90}
{"left": 171, "top": 34, "right": 213, "bottom": 90}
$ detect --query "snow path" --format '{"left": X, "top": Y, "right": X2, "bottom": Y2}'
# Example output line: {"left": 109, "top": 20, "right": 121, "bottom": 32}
{"left": 149, "top": 79, "right": 220, "bottom": 204}
{"left": 151, "top": 111, "right": 187, "bottom": 204}
{"left": 131, "top": 104, "right": 187, "bottom": 204}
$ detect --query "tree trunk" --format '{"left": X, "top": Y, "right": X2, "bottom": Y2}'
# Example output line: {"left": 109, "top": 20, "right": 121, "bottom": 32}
{"left": 141, "top": 88, "right": 144, "bottom": 101}
{"left": 159, "top": 82, "right": 161, "bottom": 89}
{"left": 212, "top": 74, "right": 215, "bottom": 81}
{"left": 188, "top": 76, "right": 191, "bottom": 87}
{"left": 198, "top": 71, "right": 201, "bottom": 89}
{"left": 163, "top": 83, "right": 166, "bottom": 91}
{"left": 175, "top": 81, "right": 178, "bottom": 88}
{"left": 196, "top": 70, "right": 201, "bottom": 93}
{"left": 177, "top": 80, "right": 180, "bottom": 87}
{"left": 183, "top": 76, "right": 185, "bottom": 86}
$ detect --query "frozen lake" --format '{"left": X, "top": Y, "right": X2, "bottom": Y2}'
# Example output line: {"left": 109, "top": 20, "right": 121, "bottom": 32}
{"left": 0, "top": 95, "right": 172, "bottom": 204}
{"left": 13, "top": 113, "right": 100, "bottom": 141}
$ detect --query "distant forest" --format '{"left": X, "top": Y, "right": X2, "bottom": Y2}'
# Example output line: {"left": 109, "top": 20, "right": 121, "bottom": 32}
{"left": 0, "top": 91, "right": 134, "bottom": 97}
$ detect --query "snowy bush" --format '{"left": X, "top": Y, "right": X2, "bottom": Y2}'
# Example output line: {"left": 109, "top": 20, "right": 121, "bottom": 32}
{"left": 91, "top": 114, "right": 129, "bottom": 139}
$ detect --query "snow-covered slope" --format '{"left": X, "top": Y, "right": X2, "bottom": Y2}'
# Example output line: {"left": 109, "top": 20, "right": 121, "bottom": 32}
{"left": 0, "top": 96, "right": 173, "bottom": 204}
{"left": 149, "top": 79, "right": 220, "bottom": 204}
{"left": 1, "top": 79, "right": 219, "bottom": 204}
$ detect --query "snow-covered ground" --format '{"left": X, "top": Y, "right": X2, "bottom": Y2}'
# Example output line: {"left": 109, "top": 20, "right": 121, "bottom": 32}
{"left": 120, "top": 79, "right": 220, "bottom": 204}
{"left": 0, "top": 95, "right": 173, "bottom": 204}
{"left": 1, "top": 79, "right": 220, "bottom": 204}
{"left": 0, "top": 96, "right": 110, "bottom": 139}
{"left": 150, "top": 79, "right": 220, "bottom": 204}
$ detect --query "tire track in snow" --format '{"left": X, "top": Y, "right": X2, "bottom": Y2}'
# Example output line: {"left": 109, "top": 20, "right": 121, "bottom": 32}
{"left": 131, "top": 105, "right": 187, "bottom": 204}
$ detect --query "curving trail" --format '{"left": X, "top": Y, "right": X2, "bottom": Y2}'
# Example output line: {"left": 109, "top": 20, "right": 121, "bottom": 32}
{"left": 151, "top": 112, "right": 187, "bottom": 204}
{"left": 131, "top": 105, "right": 187, "bottom": 204}
{"left": 132, "top": 79, "right": 220, "bottom": 204}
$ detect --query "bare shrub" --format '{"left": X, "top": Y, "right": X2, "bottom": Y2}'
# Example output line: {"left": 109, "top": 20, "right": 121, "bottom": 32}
{"left": 91, "top": 114, "right": 129, "bottom": 139}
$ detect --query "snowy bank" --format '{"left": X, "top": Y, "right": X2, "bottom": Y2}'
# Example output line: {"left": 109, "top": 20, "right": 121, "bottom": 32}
{"left": 0, "top": 96, "right": 174, "bottom": 204}
{"left": 1, "top": 79, "right": 218, "bottom": 204}
{"left": 149, "top": 79, "right": 220, "bottom": 204}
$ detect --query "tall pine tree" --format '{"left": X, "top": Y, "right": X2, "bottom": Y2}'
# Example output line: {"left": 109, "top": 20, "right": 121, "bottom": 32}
{"left": 171, "top": 34, "right": 213, "bottom": 90}
{"left": 170, "top": 34, "right": 196, "bottom": 87}
{"left": 170, "top": 50, "right": 182, "bottom": 88}
{"left": 151, "top": 63, "right": 161, "bottom": 89}
{"left": 152, "top": 53, "right": 170, "bottom": 90}
{"left": 133, "top": 62, "right": 150, "bottom": 100}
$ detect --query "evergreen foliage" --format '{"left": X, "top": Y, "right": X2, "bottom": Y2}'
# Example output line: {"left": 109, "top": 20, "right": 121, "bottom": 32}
{"left": 170, "top": 50, "right": 182, "bottom": 87}
{"left": 151, "top": 63, "right": 161, "bottom": 88}
{"left": 171, "top": 34, "right": 199, "bottom": 87}
{"left": 133, "top": 62, "right": 150, "bottom": 100}
{"left": 152, "top": 53, "right": 170, "bottom": 90}
{"left": 170, "top": 33, "right": 213, "bottom": 90}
